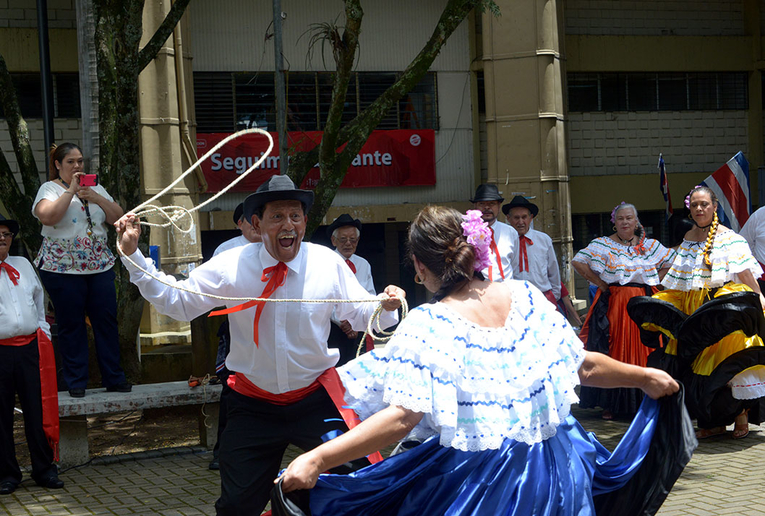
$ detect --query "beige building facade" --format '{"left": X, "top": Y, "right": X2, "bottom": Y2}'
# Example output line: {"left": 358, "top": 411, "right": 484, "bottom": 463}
{"left": 3, "top": 0, "right": 765, "bottom": 303}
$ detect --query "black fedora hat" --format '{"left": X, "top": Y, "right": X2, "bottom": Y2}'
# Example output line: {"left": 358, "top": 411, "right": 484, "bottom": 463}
{"left": 243, "top": 175, "right": 314, "bottom": 222}
{"left": 0, "top": 214, "right": 19, "bottom": 237}
{"left": 502, "top": 195, "right": 539, "bottom": 218}
{"left": 233, "top": 203, "right": 244, "bottom": 225}
{"left": 470, "top": 184, "right": 504, "bottom": 203}
{"left": 326, "top": 214, "right": 362, "bottom": 239}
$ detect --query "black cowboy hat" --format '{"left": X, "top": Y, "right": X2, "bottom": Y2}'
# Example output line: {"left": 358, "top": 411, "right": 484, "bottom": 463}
{"left": 502, "top": 195, "right": 539, "bottom": 218}
{"left": 0, "top": 214, "right": 19, "bottom": 237}
{"left": 326, "top": 213, "right": 362, "bottom": 239}
{"left": 232, "top": 203, "right": 244, "bottom": 225}
{"left": 469, "top": 184, "right": 504, "bottom": 203}
{"left": 243, "top": 175, "right": 314, "bottom": 222}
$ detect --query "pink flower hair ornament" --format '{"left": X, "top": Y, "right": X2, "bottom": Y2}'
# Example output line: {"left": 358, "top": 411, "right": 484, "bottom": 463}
{"left": 684, "top": 185, "right": 703, "bottom": 209}
{"left": 462, "top": 210, "right": 493, "bottom": 271}
{"left": 610, "top": 201, "right": 626, "bottom": 224}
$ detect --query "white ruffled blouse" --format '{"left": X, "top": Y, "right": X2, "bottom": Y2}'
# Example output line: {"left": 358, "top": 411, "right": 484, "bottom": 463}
{"left": 662, "top": 229, "right": 763, "bottom": 291}
{"left": 572, "top": 236, "right": 674, "bottom": 286}
{"left": 338, "top": 280, "right": 586, "bottom": 452}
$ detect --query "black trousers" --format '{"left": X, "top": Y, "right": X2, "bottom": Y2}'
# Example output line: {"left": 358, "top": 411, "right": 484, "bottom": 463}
{"left": 0, "top": 340, "right": 56, "bottom": 485}
{"left": 215, "top": 388, "right": 368, "bottom": 515}
{"left": 39, "top": 268, "right": 126, "bottom": 390}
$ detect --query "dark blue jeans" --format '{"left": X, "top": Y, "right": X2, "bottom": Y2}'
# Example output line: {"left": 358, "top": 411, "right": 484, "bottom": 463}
{"left": 39, "top": 268, "right": 126, "bottom": 390}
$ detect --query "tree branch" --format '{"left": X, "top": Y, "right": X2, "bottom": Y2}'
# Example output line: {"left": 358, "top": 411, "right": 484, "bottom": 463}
{"left": 0, "top": 52, "right": 43, "bottom": 255}
{"left": 136, "top": 0, "right": 192, "bottom": 73}
{"left": 304, "top": 0, "right": 483, "bottom": 235}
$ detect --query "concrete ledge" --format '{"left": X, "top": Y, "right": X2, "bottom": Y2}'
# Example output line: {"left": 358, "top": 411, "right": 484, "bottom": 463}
{"left": 58, "top": 380, "right": 222, "bottom": 417}
{"left": 57, "top": 381, "right": 222, "bottom": 468}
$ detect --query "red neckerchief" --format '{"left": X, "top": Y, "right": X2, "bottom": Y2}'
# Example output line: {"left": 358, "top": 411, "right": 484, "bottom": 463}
{"left": 489, "top": 228, "right": 505, "bottom": 280}
{"left": 518, "top": 235, "right": 533, "bottom": 272}
{"left": 209, "top": 262, "right": 288, "bottom": 347}
{"left": 0, "top": 261, "right": 20, "bottom": 285}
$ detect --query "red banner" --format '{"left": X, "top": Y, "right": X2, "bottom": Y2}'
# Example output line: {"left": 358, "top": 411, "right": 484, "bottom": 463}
{"left": 196, "top": 129, "right": 435, "bottom": 193}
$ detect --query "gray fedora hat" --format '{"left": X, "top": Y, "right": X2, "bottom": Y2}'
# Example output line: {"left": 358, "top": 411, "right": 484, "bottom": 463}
{"left": 243, "top": 175, "right": 314, "bottom": 222}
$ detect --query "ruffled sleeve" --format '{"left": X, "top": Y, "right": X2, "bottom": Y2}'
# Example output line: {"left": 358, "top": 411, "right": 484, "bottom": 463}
{"left": 572, "top": 237, "right": 673, "bottom": 285}
{"left": 662, "top": 230, "right": 762, "bottom": 290}
{"left": 338, "top": 281, "right": 585, "bottom": 451}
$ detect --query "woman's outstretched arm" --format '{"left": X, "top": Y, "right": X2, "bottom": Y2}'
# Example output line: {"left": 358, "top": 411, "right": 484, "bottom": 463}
{"left": 278, "top": 405, "right": 423, "bottom": 492}
{"left": 578, "top": 351, "right": 679, "bottom": 400}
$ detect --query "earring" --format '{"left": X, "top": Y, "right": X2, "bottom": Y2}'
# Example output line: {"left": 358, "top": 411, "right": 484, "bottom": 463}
{"left": 414, "top": 273, "right": 424, "bottom": 285}
{"left": 612, "top": 225, "right": 617, "bottom": 232}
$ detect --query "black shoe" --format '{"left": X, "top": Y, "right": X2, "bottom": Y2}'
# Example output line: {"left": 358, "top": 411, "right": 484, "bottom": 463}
{"left": 106, "top": 381, "right": 132, "bottom": 393}
{"left": 33, "top": 476, "right": 64, "bottom": 489}
{"left": 208, "top": 458, "right": 219, "bottom": 470}
{"left": 69, "top": 389, "right": 85, "bottom": 398}
{"left": 0, "top": 481, "right": 17, "bottom": 495}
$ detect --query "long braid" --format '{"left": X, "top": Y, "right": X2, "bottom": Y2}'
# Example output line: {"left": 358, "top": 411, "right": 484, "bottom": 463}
{"left": 702, "top": 211, "right": 718, "bottom": 269}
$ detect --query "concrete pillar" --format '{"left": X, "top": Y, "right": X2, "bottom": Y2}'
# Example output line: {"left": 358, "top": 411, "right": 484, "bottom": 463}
{"left": 481, "top": 0, "right": 573, "bottom": 283}
{"left": 137, "top": 1, "right": 202, "bottom": 345}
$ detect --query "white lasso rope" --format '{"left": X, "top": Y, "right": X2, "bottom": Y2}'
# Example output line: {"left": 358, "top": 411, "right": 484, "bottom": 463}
{"left": 117, "top": 128, "right": 406, "bottom": 344}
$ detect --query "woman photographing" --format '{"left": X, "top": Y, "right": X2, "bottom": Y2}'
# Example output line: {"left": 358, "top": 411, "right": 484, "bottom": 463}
{"left": 572, "top": 202, "right": 674, "bottom": 419}
{"left": 32, "top": 143, "right": 131, "bottom": 398}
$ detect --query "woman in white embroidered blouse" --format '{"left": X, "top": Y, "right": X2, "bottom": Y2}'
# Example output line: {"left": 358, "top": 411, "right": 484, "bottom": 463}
{"left": 276, "top": 206, "right": 683, "bottom": 516}
{"left": 572, "top": 202, "right": 675, "bottom": 420}
{"left": 651, "top": 185, "right": 765, "bottom": 440}
{"left": 32, "top": 143, "right": 131, "bottom": 399}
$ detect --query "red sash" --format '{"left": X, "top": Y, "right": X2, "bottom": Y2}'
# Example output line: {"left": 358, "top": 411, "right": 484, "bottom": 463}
{"left": 0, "top": 330, "right": 59, "bottom": 460}
{"left": 229, "top": 370, "right": 383, "bottom": 464}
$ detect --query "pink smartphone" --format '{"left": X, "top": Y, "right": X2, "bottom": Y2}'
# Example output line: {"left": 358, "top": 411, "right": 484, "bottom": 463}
{"left": 79, "top": 174, "right": 99, "bottom": 187}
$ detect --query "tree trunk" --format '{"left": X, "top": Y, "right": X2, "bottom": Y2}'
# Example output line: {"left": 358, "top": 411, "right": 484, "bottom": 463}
{"left": 91, "top": 0, "right": 192, "bottom": 382}
{"left": 0, "top": 53, "right": 43, "bottom": 256}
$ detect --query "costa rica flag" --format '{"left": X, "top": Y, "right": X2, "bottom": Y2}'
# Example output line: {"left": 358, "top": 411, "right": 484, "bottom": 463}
{"left": 701, "top": 152, "right": 750, "bottom": 232}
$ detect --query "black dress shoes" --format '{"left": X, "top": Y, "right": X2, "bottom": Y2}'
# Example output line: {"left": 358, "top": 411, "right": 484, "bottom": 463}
{"left": 69, "top": 388, "right": 85, "bottom": 398}
{"left": 106, "top": 381, "right": 132, "bottom": 393}
{"left": 33, "top": 475, "right": 64, "bottom": 489}
{"left": 208, "top": 458, "right": 220, "bottom": 470}
{"left": 0, "top": 481, "right": 17, "bottom": 495}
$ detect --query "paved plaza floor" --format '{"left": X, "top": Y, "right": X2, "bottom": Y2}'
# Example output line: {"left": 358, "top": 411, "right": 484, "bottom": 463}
{"left": 3, "top": 406, "right": 765, "bottom": 515}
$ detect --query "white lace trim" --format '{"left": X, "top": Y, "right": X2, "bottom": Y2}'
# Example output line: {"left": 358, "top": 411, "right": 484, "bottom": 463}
{"left": 338, "top": 281, "right": 586, "bottom": 451}
{"left": 662, "top": 230, "right": 762, "bottom": 291}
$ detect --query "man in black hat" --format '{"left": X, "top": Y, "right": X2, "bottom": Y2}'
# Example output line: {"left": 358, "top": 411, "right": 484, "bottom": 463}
{"left": 326, "top": 214, "right": 376, "bottom": 366}
{"left": 116, "top": 175, "right": 404, "bottom": 515}
{"left": 0, "top": 217, "right": 63, "bottom": 495}
{"left": 212, "top": 202, "right": 261, "bottom": 258}
{"left": 502, "top": 196, "right": 561, "bottom": 305}
{"left": 470, "top": 184, "right": 519, "bottom": 281}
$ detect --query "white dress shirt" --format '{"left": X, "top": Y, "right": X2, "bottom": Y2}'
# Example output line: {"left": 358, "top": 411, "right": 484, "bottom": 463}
{"left": 122, "top": 242, "right": 397, "bottom": 393}
{"left": 480, "top": 220, "right": 519, "bottom": 282}
{"left": 0, "top": 256, "right": 50, "bottom": 340}
{"left": 335, "top": 250, "right": 375, "bottom": 295}
{"left": 213, "top": 235, "right": 251, "bottom": 257}
{"left": 740, "top": 206, "right": 765, "bottom": 267}
{"left": 512, "top": 228, "right": 561, "bottom": 299}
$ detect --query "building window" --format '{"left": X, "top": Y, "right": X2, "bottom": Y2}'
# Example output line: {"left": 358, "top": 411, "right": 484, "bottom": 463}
{"left": 568, "top": 72, "right": 748, "bottom": 112}
{"left": 195, "top": 71, "right": 438, "bottom": 133}
{"left": 0, "top": 73, "right": 81, "bottom": 119}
